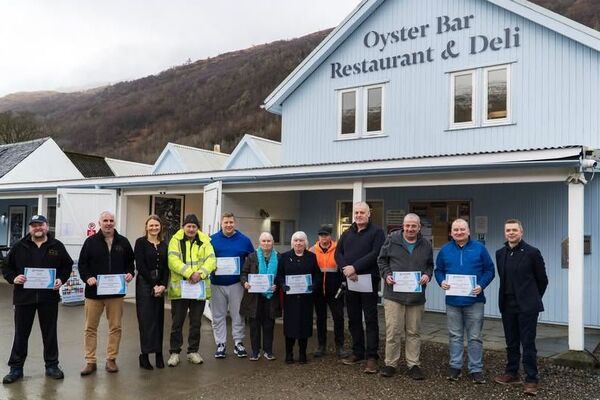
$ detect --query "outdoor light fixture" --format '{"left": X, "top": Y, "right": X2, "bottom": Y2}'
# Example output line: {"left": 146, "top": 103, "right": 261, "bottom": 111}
{"left": 259, "top": 209, "right": 270, "bottom": 219}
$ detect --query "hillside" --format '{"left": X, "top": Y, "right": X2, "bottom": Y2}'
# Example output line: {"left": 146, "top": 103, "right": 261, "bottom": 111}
{"left": 0, "top": 0, "right": 598, "bottom": 163}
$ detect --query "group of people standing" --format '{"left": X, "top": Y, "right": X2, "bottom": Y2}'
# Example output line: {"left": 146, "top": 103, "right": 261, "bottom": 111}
{"left": 1, "top": 202, "right": 548, "bottom": 397}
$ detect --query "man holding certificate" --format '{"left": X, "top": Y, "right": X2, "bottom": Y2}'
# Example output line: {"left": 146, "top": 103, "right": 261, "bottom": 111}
{"left": 377, "top": 213, "right": 433, "bottom": 380}
{"left": 210, "top": 212, "right": 254, "bottom": 359}
{"left": 493, "top": 219, "right": 548, "bottom": 396}
{"left": 335, "top": 201, "right": 385, "bottom": 374}
{"left": 435, "top": 218, "right": 495, "bottom": 384}
{"left": 78, "top": 211, "right": 135, "bottom": 376}
{"left": 166, "top": 214, "right": 216, "bottom": 367}
{"left": 2, "top": 215, "right": 73, "bottom": 384}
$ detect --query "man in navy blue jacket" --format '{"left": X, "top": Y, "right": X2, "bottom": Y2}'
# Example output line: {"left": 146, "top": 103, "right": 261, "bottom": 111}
{"left": 493, "top": 219, "right": 547, "bottom": 397}
{"left": 435, "top": 218, "right": 495, "bottom": 384}
{"left": 335, "top": 202, "right": 385, "bottom": 374}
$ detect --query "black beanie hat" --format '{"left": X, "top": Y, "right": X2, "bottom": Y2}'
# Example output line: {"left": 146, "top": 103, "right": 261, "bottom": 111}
{"left": 183, "top": 214, "right": 200, "bottom": 227}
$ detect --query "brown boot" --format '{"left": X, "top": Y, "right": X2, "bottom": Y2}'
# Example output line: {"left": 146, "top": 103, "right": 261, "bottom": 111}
{"left": 494, "top": 373, "right": 521, "bottom": 385}
{"left": 523, "top": 382, "right": 538, "bottom": 396}
{"left": 80, "top": 363, "right": 97, "bottom": 376}
{"left": 364, "top": 358, "right": 379, "bottom": 374}
{"left": 105, "top": 359, "right": 119, "bottom": 373}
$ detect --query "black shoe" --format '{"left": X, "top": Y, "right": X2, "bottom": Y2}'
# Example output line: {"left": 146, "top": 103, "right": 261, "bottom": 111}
{"left": 3, "top": 368, "right": 23, "bottom": 384}
{"left": 336, "top": 347, "right": 350, "bottom": 359}
{"left": 314, "top": 345, "right": 326, "bottom": 358}
{"left": 380, "top": 365, "right": 396, "bottom": 378}
{"left": 45, "top": 365, "right": 64, "bottom": 380}
{"left": 285, "top": 352, "right": 294, "bottom": 364}
{"left": 139, "top": 354, "right": 153, "bottom": 370}
{"left": 470, "top": 371, "right": 486, "bottom": 384}
{"left": 447, "top": 368, "right": 461, "bottom": 381}
{"left": 299, "top": 352, "right": 308, "bottom": 364}
{"left": 155, "top": 353, "right": 165, "bottom": 369}
{"left": 408, "top": 365, "right": 425, "bottom": 380}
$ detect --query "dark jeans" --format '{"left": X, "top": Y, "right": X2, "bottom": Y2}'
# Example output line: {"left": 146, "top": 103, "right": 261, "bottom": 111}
{"left": 9, "top": 302, "right": 59, "bottom": 368}
{"left": 346, "top": 290, "right": 379, "bottom": 360}
{"left": 314, "top": 290, "right": 344, "bottom": 347}
{"left": 502, "top": 306, "right": 539, "bottom": 383}
{"left": 169, "top": 299, "right": 205, "bottom": 354}
{"left": 249, "top": 296, "right": 275, "bottom": 355}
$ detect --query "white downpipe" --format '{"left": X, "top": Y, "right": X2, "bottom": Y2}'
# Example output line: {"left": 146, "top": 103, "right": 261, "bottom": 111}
{"left": 568, "top": 179, "right": 585, "bottom": 351}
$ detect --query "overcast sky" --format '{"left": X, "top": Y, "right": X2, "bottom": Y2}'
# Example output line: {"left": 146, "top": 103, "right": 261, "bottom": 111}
{"left": 0, "top": 0, "right": 362, "bottom": 97}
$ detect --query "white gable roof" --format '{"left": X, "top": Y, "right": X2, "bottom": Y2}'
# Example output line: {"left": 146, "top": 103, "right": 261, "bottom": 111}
{"left": 224, "top": 134, "right": 282, "bottom": 169}
{"left": 263, "top": 0, "right": 600, "bottom": 114}
{"left": 152, "top": 142, "right": 229, "bottom": 174}
{"left": 105, "top": 158, "right": 153, "bottom": 176}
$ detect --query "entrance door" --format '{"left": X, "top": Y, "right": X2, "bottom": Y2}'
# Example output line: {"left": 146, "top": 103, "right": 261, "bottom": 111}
{"left": 55, "top": 188, "right": 118, "bottom": 260}
{"left": 202, "top": 181, "right": 222, "bottom": 236}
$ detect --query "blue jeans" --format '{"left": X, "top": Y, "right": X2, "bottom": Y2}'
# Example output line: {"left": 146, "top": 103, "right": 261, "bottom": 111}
{"left": 446, "top": 302, "right": 484, "bottom": 373}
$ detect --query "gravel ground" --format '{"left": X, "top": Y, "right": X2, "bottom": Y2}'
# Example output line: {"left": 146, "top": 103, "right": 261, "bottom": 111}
{"left": 187, "top": 341, "right": 600, "bottom": 400}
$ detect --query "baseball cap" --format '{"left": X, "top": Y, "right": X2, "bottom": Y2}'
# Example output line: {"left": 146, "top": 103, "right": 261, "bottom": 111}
{"left": 29, "top": 215, "right": 48, "bottom": 225}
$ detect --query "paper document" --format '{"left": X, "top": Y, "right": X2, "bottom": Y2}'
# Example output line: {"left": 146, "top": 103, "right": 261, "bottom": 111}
{"left": 347, "top": 274, "right": 373, "bottom": 293}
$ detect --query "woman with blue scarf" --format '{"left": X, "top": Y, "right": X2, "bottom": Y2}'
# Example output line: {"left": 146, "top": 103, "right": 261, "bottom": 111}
{"left": 240, "top": 232, "right": 281, "bottom": 361}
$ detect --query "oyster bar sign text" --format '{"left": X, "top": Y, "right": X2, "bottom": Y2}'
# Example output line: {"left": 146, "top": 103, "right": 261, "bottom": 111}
{"left": 331, "top": 14, "right": 521, "bottom": 79}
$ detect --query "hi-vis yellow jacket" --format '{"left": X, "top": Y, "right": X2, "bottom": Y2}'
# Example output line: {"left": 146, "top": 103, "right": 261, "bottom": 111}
{"left": 167, "top": 229, "right": 216, "bottom": 300}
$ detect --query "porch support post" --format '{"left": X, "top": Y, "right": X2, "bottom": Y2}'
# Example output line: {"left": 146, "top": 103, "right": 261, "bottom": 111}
{"left": 567, "top": 176, "right": 585, "bottom": 351}
{"left": 352, "top": 180, "right": 365, "bottom": 204}
{"left": 116, "top": 192, "right": 128, "bottom": 235}
{"left": 37, "top": 194, "right": 48, "bottom": 217}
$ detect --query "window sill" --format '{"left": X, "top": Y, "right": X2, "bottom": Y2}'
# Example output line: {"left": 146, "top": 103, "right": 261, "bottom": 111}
{"left": 445, "top": 122, "right": 516, "bottom": 132}
{"left": 335, "top": 134, "right": 388, "bottom": 142}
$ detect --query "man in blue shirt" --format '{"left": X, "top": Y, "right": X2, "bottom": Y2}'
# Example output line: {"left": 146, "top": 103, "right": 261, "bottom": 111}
{"left": 210, "top": 212, "right": 255, "bottom": 359}
{"left": 435, "top": 218, "right": 495, "bottom": 384}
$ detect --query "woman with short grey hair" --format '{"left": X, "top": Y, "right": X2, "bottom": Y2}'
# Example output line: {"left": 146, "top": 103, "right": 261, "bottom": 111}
{"left": 276, "top": 231, "right": 321, "bottom": 364}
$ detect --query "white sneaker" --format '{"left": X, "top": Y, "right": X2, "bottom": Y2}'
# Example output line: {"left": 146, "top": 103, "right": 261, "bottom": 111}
{"left": 167, "top": 353, "right": 180, "bottom": 367}
{"left": 187, "top": 352, "right": 204, "bottom": 364}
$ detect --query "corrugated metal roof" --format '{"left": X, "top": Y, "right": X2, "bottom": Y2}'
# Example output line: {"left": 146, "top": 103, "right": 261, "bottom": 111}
{"left": 0, "top": 138, "right": 47, "bottom": 178}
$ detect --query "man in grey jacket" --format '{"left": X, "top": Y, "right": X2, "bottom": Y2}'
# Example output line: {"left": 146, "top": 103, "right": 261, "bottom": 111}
{"left": 377, "top": 213, "right": 433, "bottom": 380}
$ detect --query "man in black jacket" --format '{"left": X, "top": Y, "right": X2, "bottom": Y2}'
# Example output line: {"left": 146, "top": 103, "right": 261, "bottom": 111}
{"left": 335, "top": 201, "right": 385, "bottom": 374}
{"left": 493, "top": 219, "right": 548, "bottom": 397}
{"left": 2, "top": 215, "right": 73, "bottom": 384}
{"left": 377, "top": 213, "right": 433, "bottom": 380}
{"left": 78, "top": 211, "right": 134, "bottom": 376}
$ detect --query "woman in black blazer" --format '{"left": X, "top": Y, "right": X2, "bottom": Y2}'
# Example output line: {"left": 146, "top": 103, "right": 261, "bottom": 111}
{"left": 135, "top": 215, "right": 169, "bottom": 369}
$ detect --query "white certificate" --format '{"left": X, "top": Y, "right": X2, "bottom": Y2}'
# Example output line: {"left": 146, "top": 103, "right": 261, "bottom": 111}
{"left": 286, "top": 274, "right": 312, "bottom": 294}
{"left": 24, "top": 268, "right": 56, "bottom": 289}
{"left": 445, "top": 274, "right": 477, "bottom": 297}
{"left": 181, "top": 280, "right": 206, "bottom": 300}
{"left": 96, "top": 274, "right": 127, "bottom": 295}
{"left": 248, "top": 274, "right": 274, "bottom": 294}
{"left": 347, "top": 274, "right": 373, "bottom": 293}
{"left": 392, "top": 271, "right": 422, "bottom": 293}
{"left": 215, "top": 257, "right": 241, "bottom": 275}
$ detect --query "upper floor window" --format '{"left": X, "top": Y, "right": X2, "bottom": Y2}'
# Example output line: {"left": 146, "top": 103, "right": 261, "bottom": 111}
{"left": 338, "top": 83, "right": 385, "bottom": 138}
{"left": 449, "top": 64, "right": 511, "bottom": 129}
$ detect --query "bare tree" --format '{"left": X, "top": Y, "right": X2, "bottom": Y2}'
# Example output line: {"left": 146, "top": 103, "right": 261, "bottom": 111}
{"left": 0, "top": 111, "right": 43, "bottom": 144}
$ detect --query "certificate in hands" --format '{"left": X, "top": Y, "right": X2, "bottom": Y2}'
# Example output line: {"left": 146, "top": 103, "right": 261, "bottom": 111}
{"left": 392, "top": 271, "right": 422, "bottom": 293}
{"left": 248, "top": 274, "right": 274, "bottom": 293}
{"left": 96, "top": 274, "right": 127, "bottom": 295}
{"left": 24, "top": 267, "right": 56, "bottom": 289}
{"left": 347, "top": 274, "right": 373, "bottom": 293}
{"left": 285, "top": 274, "right": 312, "bottom": 294}
{"left": 445, "top": 274, "right": 477, "bottom": 297}
{"left": 181, "top": 280, "right": 206, "bottom": 300}
{"left": 215, "top": 257, "right": 241, "bottom": 276}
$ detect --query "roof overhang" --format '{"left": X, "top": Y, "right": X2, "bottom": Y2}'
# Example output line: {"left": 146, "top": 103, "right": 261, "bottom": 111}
{"left": 0, "top": 147, "right": 585, "bottom": 194}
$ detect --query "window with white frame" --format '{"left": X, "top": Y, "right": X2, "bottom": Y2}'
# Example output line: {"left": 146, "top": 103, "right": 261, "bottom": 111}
{"left": 449, "top": 64, "right": 511, "bottom": 129}
{"left": 338, "top": 84, "right": 384, "bottom": 137}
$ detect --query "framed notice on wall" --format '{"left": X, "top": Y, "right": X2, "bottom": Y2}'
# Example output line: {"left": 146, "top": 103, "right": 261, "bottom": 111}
{"left": 8, "top": 206, "right": 26, "bottom": 246}
{"left": 152, "top": 195, "right": 184, "bottom": 242}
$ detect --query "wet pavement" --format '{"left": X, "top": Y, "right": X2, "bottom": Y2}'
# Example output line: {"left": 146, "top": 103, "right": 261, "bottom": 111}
{"left": 1, "top": 281, "right": 599, "bottom": 399}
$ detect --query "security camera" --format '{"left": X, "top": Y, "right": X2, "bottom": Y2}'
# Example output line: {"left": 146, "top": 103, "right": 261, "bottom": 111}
{"left": 581, "top": 159, "right": 598, "bottom": 169}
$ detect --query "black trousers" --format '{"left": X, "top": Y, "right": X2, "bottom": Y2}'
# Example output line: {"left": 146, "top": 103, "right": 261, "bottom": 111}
{"left": 169, "top": 299, "right": 205, "bottom": 354}
{"left": 314, "top": 290, "right": 345, "bottom": 347}
{"left": 502, "top": 306, "right": 539, "bottom": 383}
{"left": 136, "top": 277, "right": 165, "bottom": 354}
{"left": 9, "top": 302, "right": 59, "bottom": 368}
{"left": 249, "top": 296, "right": 275, "bottom": 355}
{"left": 346, "top": 290, "right": 379, "bottom": 360}
{"left": 285, "top": 337, "right": 307, "bottom": 358}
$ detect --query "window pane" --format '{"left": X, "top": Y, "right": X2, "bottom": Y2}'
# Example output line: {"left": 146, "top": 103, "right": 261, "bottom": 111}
{"left": 283, "top": 221, "right": 295, "bottom": 245}
{"left": 270, "top": 221, "right": 281, "bottom": 244}
{"left": 366, "top": 87, "right": 382, "bottom": 132}
{"left": 454, "top": 74, "right": 473, "bottom": 123}
{"left": 341, "top": 91, "right": 356, "bottom": 134}
{"left": 487, "top": 68, "right": 507, "bottom": 119}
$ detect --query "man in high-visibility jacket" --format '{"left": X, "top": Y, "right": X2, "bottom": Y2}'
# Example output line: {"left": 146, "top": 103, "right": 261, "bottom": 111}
{"left": 166, "top": 214, "right": 216, "bottom": 367}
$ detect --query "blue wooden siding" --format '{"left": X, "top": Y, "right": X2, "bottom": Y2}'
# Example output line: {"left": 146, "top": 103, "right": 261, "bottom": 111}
{"left": 298, "top": 179, "right": 600, "bottom": 327}
{"left": 281, "top": 0, "right": 600, "bottom": 165}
